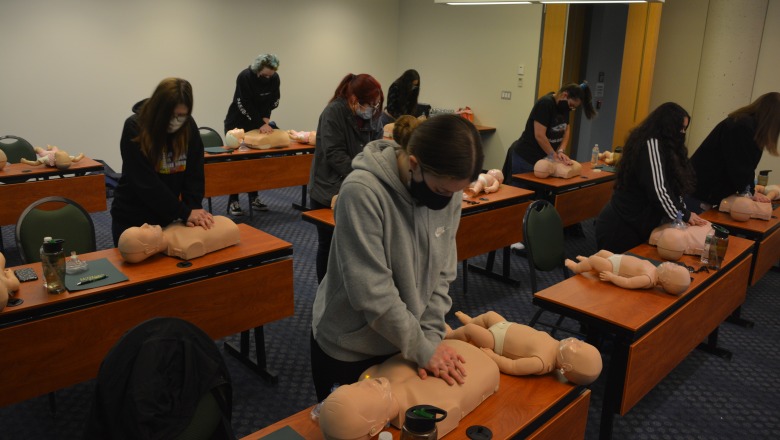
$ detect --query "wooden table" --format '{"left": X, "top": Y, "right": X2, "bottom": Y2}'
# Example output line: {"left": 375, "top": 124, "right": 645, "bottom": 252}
{"left": 475, "top": 124, "right": 496, "bottom": 134}
{"left": 241, "top": 373, "right": 590, "bottom": 440}
{"left": 203, "top": 142, "right": 315, "bottom": 212}
{"left": 533, "top": 237, "right": 754, "bottom": 439}
{"left": 0, "top": 224, "right": 294, "bottom": 407}
{"left": 300, "top": 185, "right": 534, "bottom": 291}
{"left": 513, "top": 162, "right": 616, "bottom": 227}
{"left": 700, "top": 205, "right": 780, "bottom": 286}
{"left": 0, "top": 158, "right": 106, "bottom": 251}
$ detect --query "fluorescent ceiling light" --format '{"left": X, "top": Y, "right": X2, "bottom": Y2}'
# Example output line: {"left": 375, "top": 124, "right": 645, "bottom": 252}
{"left": 436, "top": 0, "right": 663, "bottom": 4}
{"left": 445, "top": 1, "right": 531, "bottom": 4}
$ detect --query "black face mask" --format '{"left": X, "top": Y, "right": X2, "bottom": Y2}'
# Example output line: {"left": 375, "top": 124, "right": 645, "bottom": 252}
{"left": 258, "top": 76, "right": 271, "bottom": 84}
{"left": 557, "top": 99, "right": 572, "bottom": 114}
{"left": 408, "top": 168, "right": 453, "bottom": 210}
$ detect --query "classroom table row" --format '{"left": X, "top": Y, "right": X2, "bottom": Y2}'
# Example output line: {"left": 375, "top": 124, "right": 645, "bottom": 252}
{"left": 1, "top": 194, "right": 773, "bottom": 438}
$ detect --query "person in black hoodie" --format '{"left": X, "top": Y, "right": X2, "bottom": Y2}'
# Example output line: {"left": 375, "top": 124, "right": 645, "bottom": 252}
{"left": 223, "top": 53, "right": 281, "bottom": 216}
{"left": 689, "top": 92, "right": 780, "bottom": 210}
{"left": 110, "top": 77, "right": 213, "bottom": 246}
{"left": 595, "top": 102, "right": 707, "bottom": 254}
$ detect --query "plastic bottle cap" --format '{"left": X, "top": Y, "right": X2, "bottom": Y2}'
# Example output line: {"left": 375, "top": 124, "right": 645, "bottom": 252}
{"left": 378, "top": 432, "right": 393, "bottom": 440}
{"left": 42, "top": 238, "right": 65, "bottom": 253}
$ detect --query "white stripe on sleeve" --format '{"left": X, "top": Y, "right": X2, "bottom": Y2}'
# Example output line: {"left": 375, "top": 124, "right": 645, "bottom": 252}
{"left": 647, "top": 138, "right": 678, "bottom": 219}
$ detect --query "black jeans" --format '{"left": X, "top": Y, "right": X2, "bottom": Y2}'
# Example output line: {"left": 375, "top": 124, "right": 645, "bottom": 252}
{"left": 310, "top": 198, "right": 333, "bottom": 283}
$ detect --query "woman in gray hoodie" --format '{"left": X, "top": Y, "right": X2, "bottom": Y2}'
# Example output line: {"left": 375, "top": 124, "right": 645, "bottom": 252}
{"left": 310, "top": 114, "right": 484, "bottom": 401}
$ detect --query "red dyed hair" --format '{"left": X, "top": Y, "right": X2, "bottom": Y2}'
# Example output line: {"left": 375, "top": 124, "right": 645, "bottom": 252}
{"left": 329, "top": 73, "right": 384, "bottom": 111}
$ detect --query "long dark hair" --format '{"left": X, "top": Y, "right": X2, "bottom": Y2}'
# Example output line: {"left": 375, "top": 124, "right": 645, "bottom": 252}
{"left": 135, "top": 77, "right": 193, "bottom": 167}
{"left": 329, "top": 73, "right": 384, "bottom": 121}
{"left": 560, "top": 82, "right": 597, "bottom": 119}
{"left": 393, "top": 69, "right": 420, "bottom": 116}
{"left": 615, "top": 102, "right": 695, "bottom": 196}
{"left": 729, "top": 91, "right": 780, "bottom": 156}
{"left": 406, "top": 115, "right": 484, "bottom": 182}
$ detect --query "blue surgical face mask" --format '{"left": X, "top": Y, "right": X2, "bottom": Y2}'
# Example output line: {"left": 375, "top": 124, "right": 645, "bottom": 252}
{"left": 408, "top": 167, "right": 453, "bottom": 210}
{"left": 356, "top": 105, "right": 374, "bottom": 120}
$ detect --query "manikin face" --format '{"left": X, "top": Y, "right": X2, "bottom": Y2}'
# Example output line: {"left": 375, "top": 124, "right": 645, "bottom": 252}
{"left": 118, "top": 223, "right": 166, "bottom": 263}
{"left": 318, "top": 377, "right": 399, "bottom": 440}
{"left": 556, "top": 337, "right": 603, "bottom": 385}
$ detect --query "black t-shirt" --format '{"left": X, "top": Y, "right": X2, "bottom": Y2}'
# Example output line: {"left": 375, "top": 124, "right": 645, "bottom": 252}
{"left": 512, "top": 93, "right": 568, "bottom": 164}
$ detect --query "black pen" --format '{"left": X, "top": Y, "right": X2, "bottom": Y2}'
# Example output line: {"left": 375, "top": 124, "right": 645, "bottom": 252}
{"left": 76, "top": 274, "right": 107, "bottom": 286}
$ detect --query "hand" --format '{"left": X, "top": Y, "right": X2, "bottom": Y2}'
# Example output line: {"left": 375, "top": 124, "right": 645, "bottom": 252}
{"left": 419, "top": 343, "right": 467, "bottom": 385}
{"left": 259, "top": 123, "right": 273, "bottom": 134}
{"left": 753, "top": 193, "right": 771, "bottom": 203}
{"left": 598, "top": 271, "right": 615, "bottom": 282}
{"left": 186, "top": 209, "right": 214, "bottom": 229}
{"left": 556, "top": 150, "right": 572, "bottom": 165}
{"left": 687, "top": 212, "right": 707, "bottom": 226}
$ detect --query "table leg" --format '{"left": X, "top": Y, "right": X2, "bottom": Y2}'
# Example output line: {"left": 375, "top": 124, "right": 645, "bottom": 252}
{"left": 725, "top": 306, "right": 754, "bottom": 328}
{"left": 467, "top": 247, "right": 521, "bottom": 286}
{"left": 224, "top": 326, "right": 279, "bottom": 384}
{"left": 599, "top": 337, "right": 629, "bottom": 440}
{"left": 696, "top": 327, "right": 733, "bottom": 360}
{"left": 292, "top": 185, "right": 309, "bottom": 211}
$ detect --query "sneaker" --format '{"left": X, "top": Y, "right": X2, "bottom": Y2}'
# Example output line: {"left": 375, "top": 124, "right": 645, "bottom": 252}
{"left": 250, "top": 198, "right": 269, "bottom": 211}
{"left": 510, "top": 242, "right": 525, "bottom": 251}
{"left": 228, "top": 201, "right": 244, "bottom": 216}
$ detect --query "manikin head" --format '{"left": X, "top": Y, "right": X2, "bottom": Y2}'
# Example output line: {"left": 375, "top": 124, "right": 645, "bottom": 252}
{"left": 534, "top": 159, "right": 555, "bottom": 178}
{"left": 318, "top": 377, "right": 400, "bottom": 440}
{"left": 656, "top": 262, "right": 691, "bottom": 295}
{"left": 0, "top": 149, "right": 7, "bottom": 168}
{"left": 54, "top": 150, "right": 73, "bottom": 170}
{"left": 656, "top": 227, "right": 687, "bottom": 261}
{"left": 118, "top": 224, "right": 167, "bottom": 263}
{"left": 555, "top": 338, "right": 602, "bottom": 385}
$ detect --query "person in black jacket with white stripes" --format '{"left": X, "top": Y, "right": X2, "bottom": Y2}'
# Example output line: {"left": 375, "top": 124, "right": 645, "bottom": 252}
{"left": 595, "top": 102, "right": 707, "bottom": 253}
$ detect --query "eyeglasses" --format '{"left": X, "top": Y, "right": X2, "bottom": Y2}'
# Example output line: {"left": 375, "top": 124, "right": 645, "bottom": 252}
{"left": 172, "top": 114, "right": 188, "bottom": 123}
{"left": 359, "top": 102, "right": 381, "bottom": 111}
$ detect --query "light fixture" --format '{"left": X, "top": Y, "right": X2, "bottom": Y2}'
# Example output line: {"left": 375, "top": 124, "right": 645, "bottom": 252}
{"left": 436, "top": 0, "right": 663, "bottom": 4}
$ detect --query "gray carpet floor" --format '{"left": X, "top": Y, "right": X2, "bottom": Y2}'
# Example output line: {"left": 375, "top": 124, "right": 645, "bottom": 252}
{"left": 0, "top": 186, "right": 778, "bottom": 439}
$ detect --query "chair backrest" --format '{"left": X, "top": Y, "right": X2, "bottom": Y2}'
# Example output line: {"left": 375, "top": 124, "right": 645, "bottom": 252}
{"left": 15, "top": 196, "right": 96, "bottom": 263}
{"left": 199, "top": 127, "right": 224, "bottom": 148}
{"left": 523, "top": 199, "right": 566, "bottom": 292}
{"left": 83, "top": 317, "right": 234, "bottom": 440}
{"left": 500, "top": 146, "right": 514, "bottom": 186}
{"left": 0, "top": 135, "right": 37, "bottom": 163}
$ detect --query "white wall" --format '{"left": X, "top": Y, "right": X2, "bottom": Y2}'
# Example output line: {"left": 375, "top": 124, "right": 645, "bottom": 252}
{"left": 396, "top": 0, "right": 544, "bottom": 169}
{"left": 0, "top": 0, "right": 400, "bottom": 171}
{"left": 652, "top": 0, "right": 780, "bottom": 184}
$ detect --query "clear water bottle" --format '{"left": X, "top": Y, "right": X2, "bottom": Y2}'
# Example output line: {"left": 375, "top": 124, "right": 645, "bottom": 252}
{"left": 400, "top": 405, "right": 447, "bottom": 440}
{"left": 701, "top": 225, "right": 729, "bottom": 269}
{"left": 591, "top": 144, "right": 599, "bottom": 166}
{"left": 40, "top": 237, "right": 66, "bottom": 294}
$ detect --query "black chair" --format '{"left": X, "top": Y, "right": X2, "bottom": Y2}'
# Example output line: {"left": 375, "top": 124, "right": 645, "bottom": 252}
{"left": 0, "top": 135, "right": 36, "bottom": 163}
{"left": 523, "top": 199, "right": 579, "bottom": 336}
{"left": 84, "top": 317, "right": 235, "bottom": 440}
{"left": 15, "top": 196, "right": 96, "bottom": 264}
{"left": 199, "top": 127, "right": 224, "bottom": 148}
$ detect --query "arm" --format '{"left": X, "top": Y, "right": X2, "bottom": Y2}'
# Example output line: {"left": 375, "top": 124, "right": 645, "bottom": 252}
{"left": 233, "top": 71, "right": 262, "bottom": 127}
{"left": 258, "top": 75, "right": 281, "bottom": 127}
{"left": 180, "top": 120, "right": 206, "bottom": 210}
{"left": 480, "top": 349, "right": 546, "bottom": 376}
{"left": 599, "top": 271, "right": 655, "bottom": 289}
{"left": 320, "top": 102, "right": 357, "bottom": 177}
{"left": 721, "top": 119, "right": 760, "bottom": 196}
{"left": 533, "top": 121, "right": 556, "bottom": 157}
{"left": 119, "top": 117, "right": 193, "bottom": 224}
{"left": 641, "top": 138, "right": 697, "bottom": 224}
